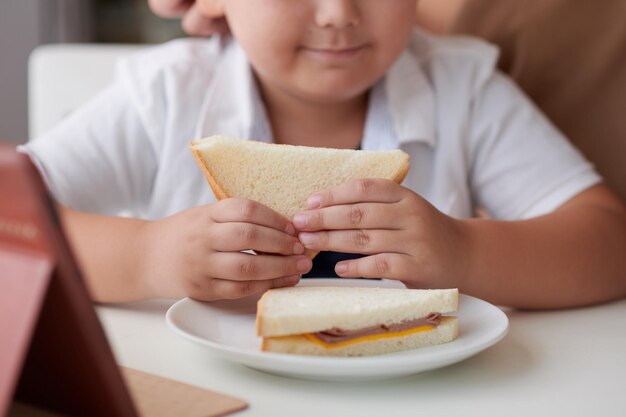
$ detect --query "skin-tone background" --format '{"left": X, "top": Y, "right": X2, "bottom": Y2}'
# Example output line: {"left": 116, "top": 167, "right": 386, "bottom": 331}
{"left": 59, "top": 0, "right": 625, "bottom": 309}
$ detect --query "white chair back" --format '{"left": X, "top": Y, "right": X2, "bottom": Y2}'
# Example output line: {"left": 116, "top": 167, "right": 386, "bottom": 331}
{"left": 28, "top": 44, "right": 147, "bottom": 139}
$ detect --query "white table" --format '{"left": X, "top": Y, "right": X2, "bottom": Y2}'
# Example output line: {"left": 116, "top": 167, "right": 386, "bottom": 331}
{"left": 97, "top": 297, "right": 626, "bottom": 417}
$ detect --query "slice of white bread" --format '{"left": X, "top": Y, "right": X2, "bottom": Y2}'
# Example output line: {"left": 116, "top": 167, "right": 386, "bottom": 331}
{"left": 262, "top": 316, "right": 459, "bottom": 357}
{"left": 189, "top": 136, "right": 410, "bottom": 221}
{"left": 256, "top": 286, "right": 459, "bottom": 337}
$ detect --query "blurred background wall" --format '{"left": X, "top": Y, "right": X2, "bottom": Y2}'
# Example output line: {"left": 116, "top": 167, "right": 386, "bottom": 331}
{"left": 0, "top": 0, "right": 183, "bottom": 144}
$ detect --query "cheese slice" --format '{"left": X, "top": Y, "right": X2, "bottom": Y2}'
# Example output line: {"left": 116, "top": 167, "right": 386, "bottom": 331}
{"left": 302, "top": 324, "right": 435, "bottom": 349}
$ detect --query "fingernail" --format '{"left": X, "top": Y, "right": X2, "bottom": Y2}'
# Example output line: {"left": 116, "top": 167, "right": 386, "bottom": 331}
{"left": 307, "top": 195, "right": 321, "bottom": 209}
{"left": 285, "top": 223, "right": 296, "bottom": 236}
{"left": 293, "top": 214, "right": 307, "bottom": 229}
{"left": 293, "top": 241, "right": 305, "bottom": 255}
{"left": 335, "top": 262, "right": 348, "bottom": 274}
{"left": 297, "top": 257, "right": 312, "bottom": 273}
{"left": 298, "top": 233, "right": 316, "bottom": 247}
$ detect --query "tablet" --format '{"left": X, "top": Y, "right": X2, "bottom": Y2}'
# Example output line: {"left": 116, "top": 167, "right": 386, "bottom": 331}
{"left": 0, "top": 144, "right": 246, "bottom": 417}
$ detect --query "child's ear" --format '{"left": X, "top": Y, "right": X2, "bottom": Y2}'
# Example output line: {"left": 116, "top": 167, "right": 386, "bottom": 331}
{"left": 198, "top": 0, "right": 225, "bottom": 17}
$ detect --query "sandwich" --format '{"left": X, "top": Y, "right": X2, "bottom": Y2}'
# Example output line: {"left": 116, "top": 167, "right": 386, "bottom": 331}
{"left": 256, "top": 286, "right": 459, "bottom": 356}
{"left": 189, "top": 135, "right": 410, "bottom": 236}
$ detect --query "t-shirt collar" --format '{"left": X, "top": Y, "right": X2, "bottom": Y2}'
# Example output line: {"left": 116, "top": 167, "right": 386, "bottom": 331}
{"left": 193, "top": 38, "right": 255, "bottom": 141}
{"left": 385, "top": 46, "right": 436, "bottom": 147}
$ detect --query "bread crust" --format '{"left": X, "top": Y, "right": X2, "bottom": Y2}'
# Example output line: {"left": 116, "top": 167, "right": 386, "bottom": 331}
{"left": 190, "top": 145, "right": 230, "bottom": 201}
{"left": 393, "top": 159, "right": 410, "bottom": 184}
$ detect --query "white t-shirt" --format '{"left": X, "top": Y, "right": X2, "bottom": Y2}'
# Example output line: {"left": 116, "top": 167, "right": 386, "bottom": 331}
{"left": 23, "top": 30, "right": 600, "bottom": 221}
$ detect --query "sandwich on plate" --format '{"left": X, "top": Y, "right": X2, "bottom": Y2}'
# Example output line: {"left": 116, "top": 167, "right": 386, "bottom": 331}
{"left": 256, "top": 286, "right": 459, "bottom": 356}
{"left": 189, "top": 136, "right": 410, "bottom": 255}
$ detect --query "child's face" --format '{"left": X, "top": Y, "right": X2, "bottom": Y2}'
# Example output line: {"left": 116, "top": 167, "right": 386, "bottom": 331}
{"left": 216, "top": 0, "right": 417, "bottom": 103}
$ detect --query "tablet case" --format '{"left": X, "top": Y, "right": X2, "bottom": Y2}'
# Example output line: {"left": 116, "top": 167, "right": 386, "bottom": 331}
{"left": 0, "top": 144, "right": 247, "bottom": 417}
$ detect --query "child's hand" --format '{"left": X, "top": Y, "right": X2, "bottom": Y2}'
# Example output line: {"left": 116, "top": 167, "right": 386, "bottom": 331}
{"left": 293, "top": 179, "right": 468, "bottom": 289}
{"left": 137, "top": 198, "right": 312, "bottom": 300}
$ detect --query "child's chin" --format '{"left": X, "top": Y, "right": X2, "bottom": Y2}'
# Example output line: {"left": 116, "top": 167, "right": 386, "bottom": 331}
{"left": 296, "top": 83, "right": 372, "bottom": 104}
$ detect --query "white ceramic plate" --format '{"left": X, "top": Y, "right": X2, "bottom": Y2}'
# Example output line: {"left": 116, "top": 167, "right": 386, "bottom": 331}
{"left": 166, "top": 279, "right": 509, "bottom": 381}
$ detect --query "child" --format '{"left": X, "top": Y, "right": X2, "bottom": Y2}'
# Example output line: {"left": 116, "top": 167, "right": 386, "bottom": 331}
{"left": 23, "top": 0, "right": 625, "bottom": 308}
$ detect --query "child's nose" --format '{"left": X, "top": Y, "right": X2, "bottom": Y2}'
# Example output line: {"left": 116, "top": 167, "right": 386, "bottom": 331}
{"left": 314, "top": 0, "right": 360, "bottom": 30}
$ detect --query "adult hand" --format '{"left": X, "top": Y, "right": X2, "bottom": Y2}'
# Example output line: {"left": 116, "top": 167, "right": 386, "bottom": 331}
{"left": 148, "top": 0, "right": 228, "bottom": 36}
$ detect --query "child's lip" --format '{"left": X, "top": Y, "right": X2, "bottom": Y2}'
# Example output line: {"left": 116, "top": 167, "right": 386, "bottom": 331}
{"left": 301, "top": 44, "right": 368, "bottom": 60}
